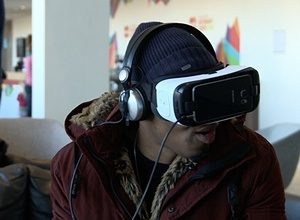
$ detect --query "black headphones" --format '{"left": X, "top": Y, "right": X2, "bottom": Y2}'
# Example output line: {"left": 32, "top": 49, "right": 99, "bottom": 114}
{"left": 118, "top": 22, "right": 220, "bottom": 123}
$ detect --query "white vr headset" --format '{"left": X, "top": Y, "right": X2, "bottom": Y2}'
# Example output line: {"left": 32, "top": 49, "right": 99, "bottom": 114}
{"left": 150, "top": 65, "right": 260, "bottom": 126}
{"left": 118, "top": 23, "right": 260, "bottom": 126}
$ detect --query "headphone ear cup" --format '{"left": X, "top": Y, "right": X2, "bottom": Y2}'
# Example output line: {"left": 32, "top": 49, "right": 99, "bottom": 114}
{"left": 120, "top": 88, "right": 146, "bottom": 121}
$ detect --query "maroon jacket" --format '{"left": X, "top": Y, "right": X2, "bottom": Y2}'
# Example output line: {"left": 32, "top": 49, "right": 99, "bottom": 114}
{"left": 50, "top": 92, "right": 287, "bottom": 220}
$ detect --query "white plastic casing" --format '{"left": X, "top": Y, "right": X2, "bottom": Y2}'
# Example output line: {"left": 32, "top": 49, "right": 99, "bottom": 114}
{"left": 154, "top": 65, "right": 248, "bottom": 123}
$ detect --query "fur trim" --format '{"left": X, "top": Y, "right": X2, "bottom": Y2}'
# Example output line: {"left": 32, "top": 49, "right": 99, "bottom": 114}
{"left": 150, "top": 156, "right": 197, "bottom": 220}
{"left": 70, "top": 92, "right": 119, "bottom": 129}
{"left": 114, "top": 148, "right": 149, "bottom": 220}
{"left": 113, "top": 148, "right": 197, "bottom": 220}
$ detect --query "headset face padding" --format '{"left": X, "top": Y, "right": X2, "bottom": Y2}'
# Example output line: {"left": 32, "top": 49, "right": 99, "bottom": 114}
{"left": 119, "top": 22, "right": 218, "bottom": 122}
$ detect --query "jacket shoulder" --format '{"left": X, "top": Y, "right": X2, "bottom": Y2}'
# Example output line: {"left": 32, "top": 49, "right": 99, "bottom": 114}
{"left": 51, "top": 142, "right": 75, "bottom": 185}
{"left": 244, "top": 127, "right": 276, "bottom": 159}
{"left": 241, "top": 128, "right": 286, "bottom": 218}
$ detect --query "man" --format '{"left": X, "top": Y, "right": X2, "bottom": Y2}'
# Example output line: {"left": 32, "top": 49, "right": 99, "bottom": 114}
{"left": 50, "top": 22, "right": 286, "bottom": 220}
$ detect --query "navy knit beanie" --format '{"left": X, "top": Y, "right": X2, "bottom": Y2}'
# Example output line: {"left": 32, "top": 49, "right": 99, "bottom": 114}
{"left": 130, "top": 21, "right": 220, "bottom": 84}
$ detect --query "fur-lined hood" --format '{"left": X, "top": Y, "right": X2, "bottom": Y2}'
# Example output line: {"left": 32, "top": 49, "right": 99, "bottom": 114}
{"left": 63, "top": 91, "right": 197, "bottom": 219}
{"left": 64, "top": 92, "right": 120, "bottom": 140}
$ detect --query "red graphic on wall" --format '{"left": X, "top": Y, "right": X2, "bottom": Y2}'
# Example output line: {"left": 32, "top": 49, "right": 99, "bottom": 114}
{"left": 110, "top": 0, "right": 120, "bottom": 18}
{"left": 111, "top": 0, "right": 170, "bottom": 17}
{"left": 189, "top": 16, "right": 213, "bottom": 31}
{"left": 124, "top": 25, "right": 137, "bottom": 38}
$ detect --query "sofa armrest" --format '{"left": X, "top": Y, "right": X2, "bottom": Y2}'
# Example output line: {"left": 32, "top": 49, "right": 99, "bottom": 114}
{"left": 285, "top": 193, "right": 300, "bottom": 220}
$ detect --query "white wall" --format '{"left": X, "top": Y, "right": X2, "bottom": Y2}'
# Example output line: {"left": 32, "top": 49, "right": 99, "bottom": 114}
{"left": 109, "top": 0, "right": 300, "bottom": 129}
{"left": 32, "top": 0, "right": 109, "bottom": 124}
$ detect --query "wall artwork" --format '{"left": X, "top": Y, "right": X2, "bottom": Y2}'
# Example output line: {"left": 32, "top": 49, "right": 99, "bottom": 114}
{"left": 216, "top": 18, "right": 240, "bottom": 65}
{"left": 111, "top": 0, "right": 171, "bottom": 18}
{"left": 148, "top": 0, "right": 171, "bottom": 5}
{"left": 188, "top": 15, "right": 214, "bottom": 32}
{"left": 109, "top": 1, "right": 240, "bottom": 90}
{"left": 110, "top": 0, "right": 120, "bottom": 18}
{"left": 111, "top": 0, "right": 134, "bottom": 18}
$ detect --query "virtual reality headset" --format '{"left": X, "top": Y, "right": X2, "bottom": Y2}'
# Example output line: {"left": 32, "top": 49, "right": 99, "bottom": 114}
{"left": 152, "top": 65, "right": 260, "bottom": 126}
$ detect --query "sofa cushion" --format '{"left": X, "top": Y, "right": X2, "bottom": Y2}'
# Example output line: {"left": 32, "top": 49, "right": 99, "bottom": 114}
{"left": 0, "top": 163, "right": 28, "bottom": 220}
{"left": 285, "top": 193, "right": 300, "bottom": 220}
{"left": 8, "top": 154, "right": 50, "bottom": 170}
{"left": 0, "top": 138, "right": 11, "bottom": 167}
{"left": 27, "top": 164, "right": 52, "bottom": 220}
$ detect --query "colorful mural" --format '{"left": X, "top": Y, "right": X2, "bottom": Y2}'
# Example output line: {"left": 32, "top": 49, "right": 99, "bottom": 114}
{"left": 216, "top": 18, "right": 240, "bottom": 65}
{"left": 110, "top": 0, "right": 120, "bottom": 18}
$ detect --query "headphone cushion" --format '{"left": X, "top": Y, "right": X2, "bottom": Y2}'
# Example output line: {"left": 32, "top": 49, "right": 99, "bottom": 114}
{"left": 121, "top": 88, "right": 146, "bottom": 121}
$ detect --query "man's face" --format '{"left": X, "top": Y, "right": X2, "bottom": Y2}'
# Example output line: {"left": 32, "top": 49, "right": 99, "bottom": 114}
{"left": 138, "top": 116, "right": 219, "bottom": 161}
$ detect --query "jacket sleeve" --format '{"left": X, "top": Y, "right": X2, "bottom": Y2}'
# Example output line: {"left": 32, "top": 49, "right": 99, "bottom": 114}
{"left": 243, "top": 136, "right": 287, "bottom": 220}
{"left": 50, "top": 144, "right": 74, "bottom": 220}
